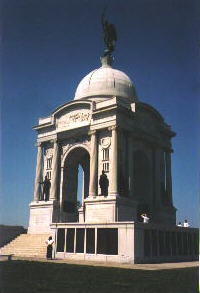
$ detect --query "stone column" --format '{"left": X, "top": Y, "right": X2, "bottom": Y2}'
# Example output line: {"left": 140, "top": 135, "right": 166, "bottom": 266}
{"left": 109, "top": 125, "right": 119, "bottom": 197}
{"left": 154, "top": 148, "right": 162, "bottom": 206}
{"left": 33, "top": 142, "right": 43, "bottom": 202}
{"left": 160, "top": 150, "right": 166, "bottom": 186}
{"left": 59, "top": 166, "right": 64, "bottom": 222}
{"left": 128, "top": 135, "right": 134, "bottom": 198}
{"left": 89, "top": 130, "right": 98, "bottom": 197}
{"left": 49, "top": 139, "right": 59, "bottom": 201}
{"left": 165, "top": 151, "right": 173, "bottom": 204}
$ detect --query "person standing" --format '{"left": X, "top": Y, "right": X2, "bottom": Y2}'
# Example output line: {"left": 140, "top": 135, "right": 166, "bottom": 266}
{"left": 45, "top": 236, "right": 54, "bottom": 260}
{"left": 183, "top": 219, "right": 190, "bottom": 227}
{"left": 141, "top": 213, "right": 150, "bottom": 223}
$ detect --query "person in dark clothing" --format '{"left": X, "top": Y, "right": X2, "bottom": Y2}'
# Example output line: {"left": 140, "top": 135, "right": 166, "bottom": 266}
{"left": 45, "top": 236, "right": 54, "bottom": 260}
{"left": 41, "top": 176, "right": 51, "bottom": 201}
{"left": 99, "top": 170, "right": 109, "bottom": 196}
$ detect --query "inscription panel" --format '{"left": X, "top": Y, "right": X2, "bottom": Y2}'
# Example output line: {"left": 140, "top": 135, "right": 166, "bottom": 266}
{"left": 86, "top": 203, "right": 115, "bottom": 223}
{"left": 56, "top": 109, "right": 91, "bottom": 131}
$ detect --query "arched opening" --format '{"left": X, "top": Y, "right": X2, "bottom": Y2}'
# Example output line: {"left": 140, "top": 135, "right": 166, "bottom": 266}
{"left": 77, "top": 164, "right": 84, "bottom": 207}
{"left": 62, "top": 147, "right": 90, "bottom": 222}
{"left": 133, "top": 150, "right": 151, "bottom": 221}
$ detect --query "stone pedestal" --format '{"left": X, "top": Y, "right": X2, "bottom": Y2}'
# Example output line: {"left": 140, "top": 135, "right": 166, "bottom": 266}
{"left": 157, "top": 206, "right": 177, "bottom": 225}
{"left": 28, "top": 201, "right": 59, "bottom": 234}
{"left": 117, "top": 197, "right": 137, "bottom": 221}
{"left": 84, "top": 196, "right": 137, "bottom": 223}
{"left": 84, "top": 196, "right": 117, "bottom": 223}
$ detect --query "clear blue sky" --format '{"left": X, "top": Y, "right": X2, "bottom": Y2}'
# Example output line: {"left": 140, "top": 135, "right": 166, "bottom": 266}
{"left": 1, "top": 0, "right": 200, "bottom": 228}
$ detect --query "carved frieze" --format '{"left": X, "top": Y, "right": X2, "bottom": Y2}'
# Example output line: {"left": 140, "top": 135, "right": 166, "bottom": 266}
{"left": 56, "top": 109, "right": 91, "bottom": 131}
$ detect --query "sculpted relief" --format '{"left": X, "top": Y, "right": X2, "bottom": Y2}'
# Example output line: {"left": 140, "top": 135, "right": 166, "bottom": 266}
{"left": 56, "top": 109, "right": 91, "bottom": 131}
{"left": 100, "top": 137, "right": 111, "bottom": 149}
{"left": 45, "top": 148, "right": 53, "bottom": 158}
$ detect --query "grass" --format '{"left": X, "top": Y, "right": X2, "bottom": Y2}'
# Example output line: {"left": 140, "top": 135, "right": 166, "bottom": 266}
{"left": 0, "top": 260, "right": 198, "bottom": 293}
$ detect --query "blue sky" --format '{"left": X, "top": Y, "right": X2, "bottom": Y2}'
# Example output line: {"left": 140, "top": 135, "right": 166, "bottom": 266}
{"left": 1, "top": 0, "right": 200, "bottom": 227}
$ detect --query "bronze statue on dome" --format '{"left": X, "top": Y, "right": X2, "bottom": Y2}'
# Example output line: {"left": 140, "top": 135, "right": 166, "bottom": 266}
{"left": 101, "top": 12, "right": 117, "bottom": 56}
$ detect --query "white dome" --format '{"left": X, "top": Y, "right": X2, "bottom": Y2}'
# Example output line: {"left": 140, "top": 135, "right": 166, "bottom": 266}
{"left": 74, "top": 56, "right": 137, "bottom": 101}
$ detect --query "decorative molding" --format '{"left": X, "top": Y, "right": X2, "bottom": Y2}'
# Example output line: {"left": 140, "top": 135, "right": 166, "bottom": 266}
{"left": 88, "top": 130, "right": 96, "bottom": 136}
{"left": 56, "top": 109, "right": 91, "bottom": 131}
{"left": 61, "top": 139, "right": 90, "bottom": 159}
{"left": 108, "top": 125, "right": 118, "bottom": 131}
{"left": 45, "top": 148, "right": 53, "bottom": 158}
{"left": 101, "top": 137, "right": 111, "bottom": 149}
{"left": 35, "top": 142, "right": 42, "bottom": 147}
{"left": 61, "top": 143, "right": 90, "bottom": 167}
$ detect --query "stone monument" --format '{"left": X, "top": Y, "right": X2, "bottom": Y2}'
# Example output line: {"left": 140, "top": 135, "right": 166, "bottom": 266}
{"left": 26, "top": 17, "right": 198, "bottom": 264}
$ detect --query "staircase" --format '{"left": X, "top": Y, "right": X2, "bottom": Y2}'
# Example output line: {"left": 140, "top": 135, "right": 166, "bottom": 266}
{"left": 0, "top": 234, "right": 49, "bottom": 258}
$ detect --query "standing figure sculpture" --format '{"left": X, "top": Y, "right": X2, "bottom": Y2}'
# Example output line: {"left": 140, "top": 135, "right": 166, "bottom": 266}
{"left": 99, "top": 170, "right": 109, "bottom": 196}
{"left": 101, "top": 13, "right": 117, "bottom": 55}
{"left": 40, "top": 175, "right": 51, "bottom": 201}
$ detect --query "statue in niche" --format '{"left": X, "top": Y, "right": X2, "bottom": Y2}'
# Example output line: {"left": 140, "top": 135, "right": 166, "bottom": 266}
{"left": 99, "top": 170, "right": 109, "bottom": 196}
{"left": 101, "top": 12, "right": 117, "bottom": 55}
{"left": 40, "top": 175, "right": 51, "bottom": 201}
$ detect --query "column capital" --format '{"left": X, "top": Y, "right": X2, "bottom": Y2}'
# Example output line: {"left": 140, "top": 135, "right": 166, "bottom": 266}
{"left": 88, "top": 129, "right": 96, "bottom": 136}
{"left": 108, "top": 124, "right": 118, "bottom": 131}
{"left": 50, "top": 138, "right": 59, "bottom": 144}
{"left": 35, "top": 142, "right": 42, "bottom": 147}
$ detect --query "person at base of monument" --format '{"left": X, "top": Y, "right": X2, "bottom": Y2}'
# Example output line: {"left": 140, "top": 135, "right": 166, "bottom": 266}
{"left": 40, "top": 176, "right": 51, "bottom": 201}
{"left": 141, "top": 213, "right": 150, "bottom": 223}
{"left": 45, "top": 236, "right": 54, "bottom": 260}
{"left": 177, "top": 222, "right": 182, "bottom": 227}
{"left": 99, "top": 170, "right": 109, "bottom": 196}
{"left": 183, "top": 219, "right": 190, "bottom": 227}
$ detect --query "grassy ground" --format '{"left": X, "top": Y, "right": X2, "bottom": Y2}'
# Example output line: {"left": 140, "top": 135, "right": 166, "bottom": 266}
{"left": 0, "top": 260, "right": 198, "bottom": 293}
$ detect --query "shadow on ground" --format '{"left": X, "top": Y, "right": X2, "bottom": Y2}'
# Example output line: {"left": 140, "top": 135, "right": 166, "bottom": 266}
{"left": 0, "top": 260, "right": 198, "bottom": 293}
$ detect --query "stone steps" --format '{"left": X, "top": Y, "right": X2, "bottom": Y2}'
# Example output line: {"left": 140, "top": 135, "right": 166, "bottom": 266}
{"left": 0, "top": 233, "right": 49, "bottom": 257}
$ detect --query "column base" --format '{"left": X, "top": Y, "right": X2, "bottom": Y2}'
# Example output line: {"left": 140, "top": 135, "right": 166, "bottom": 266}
{"left": 89, "top": 193, "right": 97, "bottom": 198}
{"left": 108, "top": 192, "right": 119, "bottom": 198}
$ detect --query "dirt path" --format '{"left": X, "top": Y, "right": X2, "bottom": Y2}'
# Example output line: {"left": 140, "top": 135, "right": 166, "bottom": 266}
{"left": 10, "top": 256, "right": 198, "bottom": 271}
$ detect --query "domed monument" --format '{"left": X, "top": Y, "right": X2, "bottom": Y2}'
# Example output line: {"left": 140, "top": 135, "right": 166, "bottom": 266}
{"left": 27, "top": 16, "right": 197, "bottom": 263}
{"left": 74, "top": 56, "right": 137, "bottom": 102}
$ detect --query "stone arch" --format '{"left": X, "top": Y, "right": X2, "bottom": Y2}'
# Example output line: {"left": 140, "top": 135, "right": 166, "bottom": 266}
{"left": 61, "top": 146, "right": 90, "bottom": 222}
{"left": 61, "top": 143, "right": 90, "bottom": 168}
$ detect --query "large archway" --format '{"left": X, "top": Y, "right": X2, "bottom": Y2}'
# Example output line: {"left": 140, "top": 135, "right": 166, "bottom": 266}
{"left": 62, "top": 147, "right": 90, "bottom": 222}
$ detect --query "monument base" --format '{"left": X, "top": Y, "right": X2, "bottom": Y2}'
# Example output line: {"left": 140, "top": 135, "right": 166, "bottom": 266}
{"left": 84, "top": 195, "right": 137, "bottom": 223}
{"left": 28, "top": 200, "right": 59, "bottom": 234}
{"left": 156, "top": 206, "right": 177, "bottom": 225}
